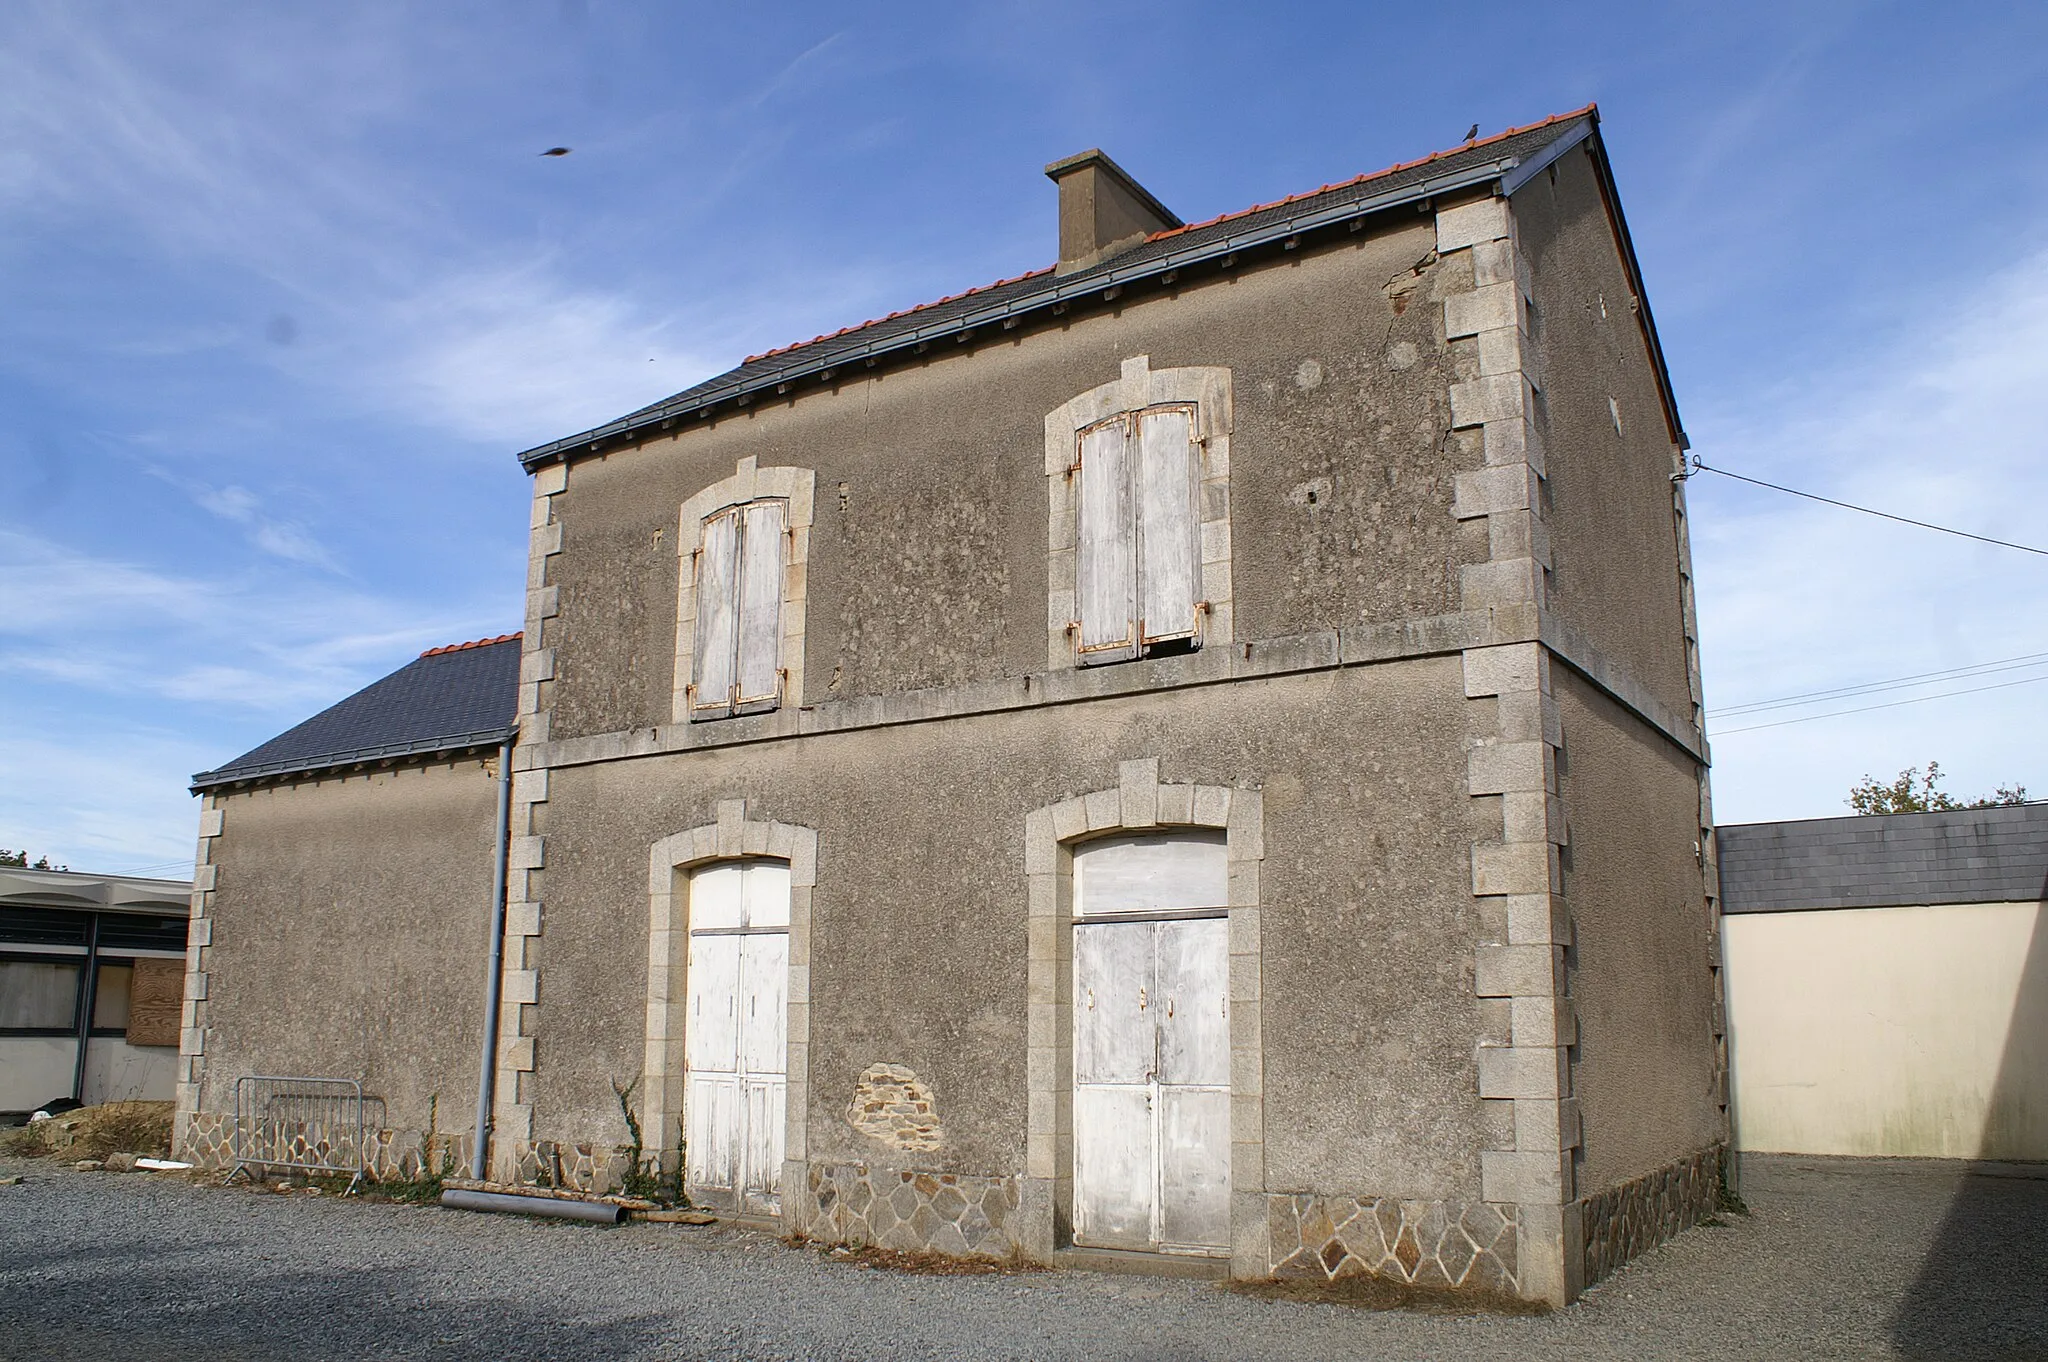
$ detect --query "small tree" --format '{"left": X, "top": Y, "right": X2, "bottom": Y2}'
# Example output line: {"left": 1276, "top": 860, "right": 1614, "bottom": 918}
{"left": 1846, "top": 763, "right": 2027, "bottom": 815}
{"left": 0, "top": 849, "right": 63, "bottom": 870}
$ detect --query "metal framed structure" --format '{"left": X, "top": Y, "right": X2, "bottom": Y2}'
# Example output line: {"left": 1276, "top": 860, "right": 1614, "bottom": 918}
{"left": 228, "top": 1075, "right": 369, "bottom": 1194}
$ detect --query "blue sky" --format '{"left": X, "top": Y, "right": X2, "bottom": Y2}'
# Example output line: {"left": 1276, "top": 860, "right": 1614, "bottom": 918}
{"left": 3, "top": 1, "right": 2046, "bottom": 874}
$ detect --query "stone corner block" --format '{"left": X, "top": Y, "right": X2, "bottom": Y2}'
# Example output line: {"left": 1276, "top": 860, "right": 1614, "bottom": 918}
{"left": 1475, "top": 943, "right": 1563, "bottom": 998}
{"left": 1477, "top": 1044, "right": 1567, "bottom": 1100}
{"left": 1436, "top": 196, "right": 1510, "bottom": 253}
{"left": 1481, "top": 1148, "right": 1571, "bottom": 1207}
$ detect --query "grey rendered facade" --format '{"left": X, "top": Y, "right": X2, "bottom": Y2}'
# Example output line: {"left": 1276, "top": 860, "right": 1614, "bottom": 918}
{"left": 179, "top": 108, "right": 1724, "bottom": 1304}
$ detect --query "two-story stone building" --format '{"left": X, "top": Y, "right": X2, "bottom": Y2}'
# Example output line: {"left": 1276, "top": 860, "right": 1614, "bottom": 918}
{"left": 178, "top": 107, "right": 1726, "bottom": 1305}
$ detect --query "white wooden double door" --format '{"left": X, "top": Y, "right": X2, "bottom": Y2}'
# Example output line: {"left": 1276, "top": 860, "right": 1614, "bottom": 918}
{"left": 1072, "top": 834, "right": 1231, "bottom": 1256}
{"left": 683, "top": 861, "right": 788, "bottom": 1217}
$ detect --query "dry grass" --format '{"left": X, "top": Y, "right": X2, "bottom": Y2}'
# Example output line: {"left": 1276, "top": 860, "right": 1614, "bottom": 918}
{"left": 0, "top": 1102, "right": 173, "bottom": 1161}
{"left": 1225, "top": 1273, "right": 1551, "bottom": 1316}
{"left": 809, "top": 1242, "right": 1051, "bottom": 1276}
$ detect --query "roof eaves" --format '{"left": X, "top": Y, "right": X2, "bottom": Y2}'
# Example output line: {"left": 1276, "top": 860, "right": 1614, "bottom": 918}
{"left": 190, "top": 724, "right": 519, "bottom": 793}
{"left": 515, "top": 135, "right": 1567, "bottom": 472}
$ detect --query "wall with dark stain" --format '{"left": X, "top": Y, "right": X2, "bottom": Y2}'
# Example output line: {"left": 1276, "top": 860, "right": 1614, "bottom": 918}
{"left": 1552, "top": 668, "right": 1721, "bottom": 1194}
{"left": 1513, "top": 147, "right": 1695, "bottom": 722}
{"left": 200, "top": 759, "right": 498, "bottom": 1135}
{"left": 543, "top": 214, "right": 1481, "bottom": 741}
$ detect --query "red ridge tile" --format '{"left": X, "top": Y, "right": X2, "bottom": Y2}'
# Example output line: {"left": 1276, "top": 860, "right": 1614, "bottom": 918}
{"left": 420, "top": 632, "right": 522, "bottom": 658}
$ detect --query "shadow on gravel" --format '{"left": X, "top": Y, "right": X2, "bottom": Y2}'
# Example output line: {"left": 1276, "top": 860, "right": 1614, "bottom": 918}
{"left": 1889, "top": 901, "right": 2048, "bottom": 1362}
{"left": 0, "top": 1241, "right": 678, "bottom": 1362}
{"left": 1224, "top": 1275, "right": 1549, "bottom": 1317}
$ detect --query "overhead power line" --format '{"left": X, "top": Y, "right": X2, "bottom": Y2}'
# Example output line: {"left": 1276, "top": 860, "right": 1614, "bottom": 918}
{"left": 1711, "top": 671, "right": 2048, "bottom": 736}
{"left": 1686, "top": 459, "right": 2048, "bottom": 557}
{"left": 1710, "top": 649, "right": 2048, "bottom": 718}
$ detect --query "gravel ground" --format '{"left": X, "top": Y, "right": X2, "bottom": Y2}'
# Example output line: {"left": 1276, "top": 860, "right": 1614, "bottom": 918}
{"left": 0, "top": 1152, "right": 2042, "bottom": 1361}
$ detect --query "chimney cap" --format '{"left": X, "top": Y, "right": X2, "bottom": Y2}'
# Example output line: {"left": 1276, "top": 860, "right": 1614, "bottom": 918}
{"left": 1043, "top": 148, "right": 1183, "bottom": 231}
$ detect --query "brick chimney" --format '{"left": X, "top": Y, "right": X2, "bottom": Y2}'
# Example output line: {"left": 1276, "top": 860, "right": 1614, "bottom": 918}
{"left": 1044, "top": 149, "right": 1182, "bottom": 276}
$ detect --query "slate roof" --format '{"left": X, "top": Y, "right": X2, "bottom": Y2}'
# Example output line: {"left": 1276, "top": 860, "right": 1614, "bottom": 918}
{"left": 516, "top": 106, "right": 1681, "bottom": 471}
{"left": 191, "top": 635, "right": 522, "bottom": 791}
{"left": 1717, "top": 804, "right": 2048, "bottom": 913}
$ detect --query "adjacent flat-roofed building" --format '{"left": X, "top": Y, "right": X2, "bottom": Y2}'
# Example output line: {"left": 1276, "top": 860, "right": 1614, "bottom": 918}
{"left": 180, "top": 107, "right": 1725, "bottom": 1305}
{"left": 1, "top": 866, "right": 192, "bottom": 1116}
{"left": 1719, "top": 803, "right": 2048, "bottom": 1162}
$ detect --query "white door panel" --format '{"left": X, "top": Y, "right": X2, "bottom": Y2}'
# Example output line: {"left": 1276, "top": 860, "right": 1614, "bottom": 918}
{"left": 1072, "top": 836, "right": 1231, "bottom": 1255}
{"left": 742, "top": 1077, "right": 786, "bottom": 1214}
{"left": 1072, "top": 1085, "right": 1153, "bottom": 1250}
{"left": 1075, "top": 922, "right": 1155, "bottom": 1086}
{"left": 684, "top": 861, "right": 790, "bottom": 1215}
{"left": 689, "top": 863, "right": 746, "bottom": 930}
{"left": 1156, "top": 919, "right": 1229, "bottom": 1088}
{"left": 685, "top": 1074, "right": 739, "bottom": 1195}
{"left": 739, "top": 935, "right": 788, "bottom": 1075}
{"left": 1158, "top": 1087, "right": 1230, "bottom": 1251}
{"left": 1073, "top": 833, "right": 1227, "bottom": 916}
{"left": 685, "top": 935, "right": 740, "bottom": 1073}
{"left": 741, "top": 861, "right": 792, "bottom": 929}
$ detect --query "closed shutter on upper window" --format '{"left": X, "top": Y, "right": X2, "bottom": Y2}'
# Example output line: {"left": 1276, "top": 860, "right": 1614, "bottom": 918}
{"left": 692, "top": 500, "right": 786, "bottom": 718}
{"left": 693, "top": 507, "right": 742, "bottom": 717}
{"left": 1136, "top": 407, "right": 1198, "bottom": 645}
{"left": 735, "top": 500, "right": 786, "bottom": 711}
{"left": 1075, "top": 407, "right": 1201, "bottom": 663}
{"left": 1076, "top": 417, "right": 1136, "bottom": 660}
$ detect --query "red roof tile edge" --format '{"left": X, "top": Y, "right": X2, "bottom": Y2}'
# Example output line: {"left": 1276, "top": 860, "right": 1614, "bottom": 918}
{"left": 420, "top": 632, "right": 522, "bottom": 658}
{"left": 736, "top": 106, "right": 1595, "bottom": 370}
{"left": 1144, "top": 105, "right": 1597, "bottom": 246}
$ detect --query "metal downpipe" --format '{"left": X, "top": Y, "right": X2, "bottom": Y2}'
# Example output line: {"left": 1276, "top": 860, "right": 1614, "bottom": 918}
{"left": 470, "top": 735, "right": 516, "bottom": 1181}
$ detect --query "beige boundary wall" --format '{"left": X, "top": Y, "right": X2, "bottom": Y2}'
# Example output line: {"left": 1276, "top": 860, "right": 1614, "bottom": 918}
{"left": 1723, "top": 901, "right": 2048, "bottom": 1161}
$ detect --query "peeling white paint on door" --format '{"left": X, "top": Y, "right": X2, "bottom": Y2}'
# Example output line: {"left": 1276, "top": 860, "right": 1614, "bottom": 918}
{"left": 684, "top": 860, "right": 789, "bottom": 1215}
{"left": 1072, "top": 833, "right": 1230, "bottom": 1255}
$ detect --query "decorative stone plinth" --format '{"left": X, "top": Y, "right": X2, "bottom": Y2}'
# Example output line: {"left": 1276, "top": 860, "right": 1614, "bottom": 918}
{"left": 1580, "top": 1144, "right": 1725, "bottom": 1286}
{"left": 806, "top": 1163, "right": 1020, "bottom": 1257}
{"left": 1268, "top": 1194, "right": 1519, "bottom": 1294}
{"left": 176, "top": 1110, "right": 473, "bottom": 1184}
{"left": 507, "top": 1139, "right": 639, "bottom": 1195}
{"left": 180, "top": 1110, "right": 234, "bottom": 1168}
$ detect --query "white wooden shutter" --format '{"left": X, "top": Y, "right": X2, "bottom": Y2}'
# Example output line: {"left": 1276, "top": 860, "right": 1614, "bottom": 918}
{"left": 1136, "top": 407, "right": 1199, "bottom": 645}
{"left": 734, "top": 500, "right": 786, "bottom": 710}
{"left": 1076, "top": 417, "right": 1136, "bottom": 660}
{"left": 692, "top": 508, "right": 741, "bottom": 716}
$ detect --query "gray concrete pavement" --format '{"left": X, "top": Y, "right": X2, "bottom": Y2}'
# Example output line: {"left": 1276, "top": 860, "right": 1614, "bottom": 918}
{"left": 0, "top": 1153, "right": 2041, "bottom": 1360}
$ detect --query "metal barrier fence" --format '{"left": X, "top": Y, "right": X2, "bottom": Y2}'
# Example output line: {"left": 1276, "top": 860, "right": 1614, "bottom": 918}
{"left": 229, "top": 1075, "right": 368, "bottom": 1194}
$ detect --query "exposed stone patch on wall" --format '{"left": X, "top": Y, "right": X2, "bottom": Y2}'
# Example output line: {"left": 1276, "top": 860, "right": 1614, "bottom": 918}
{"left": 1580, "top": 1144, "right": 1725, "bottom": 1287}
{"left": 847, "top": 1064, "right": 942, "bottom": 1152}
{"left": 805, "top": 1163, "right": 1020, "bottom": 1257}
{"left": 1268, "top": 1194, "right": 1518, "bottom": 1294}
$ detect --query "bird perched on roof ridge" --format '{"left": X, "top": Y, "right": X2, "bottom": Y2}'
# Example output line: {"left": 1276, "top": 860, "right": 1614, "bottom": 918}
{"left": 541, "top": 147, "right": 572, "bottom": 157}
{"left": 1463, "top": 124, "right": 1479, "bottom": 142}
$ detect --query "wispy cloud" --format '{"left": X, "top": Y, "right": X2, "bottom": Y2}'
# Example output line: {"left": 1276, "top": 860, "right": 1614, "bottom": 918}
{"left": 146, "top": 470, "right": 341, "bottom": 570}
{"left": 1692, "top": 243, "right": 2048, "bottom": 819}
{"left": 0, "top": 530, "right": 493, "bottom": 716}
